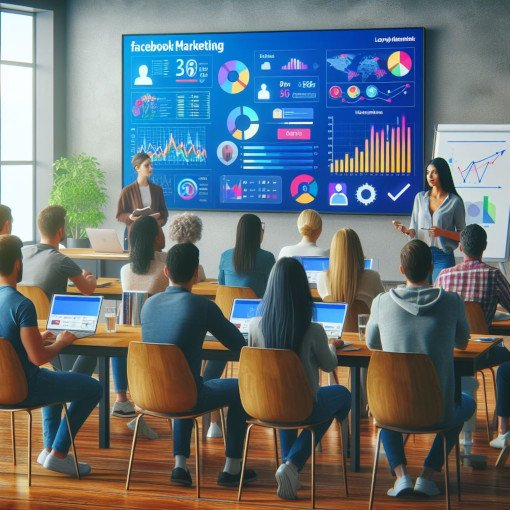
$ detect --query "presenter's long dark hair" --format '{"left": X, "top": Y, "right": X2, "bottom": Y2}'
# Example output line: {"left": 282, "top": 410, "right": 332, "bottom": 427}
{"left": 233, "top": 213, "right": 263, "bottom": 274}
{"left": 129, "top": 216, "right": 159, "bottom": 274}
{"left": 259, "top": 257, "right": 313, "bottom": 352}
{"left": 426, "top": 157, "right": 461, "bottom": 197}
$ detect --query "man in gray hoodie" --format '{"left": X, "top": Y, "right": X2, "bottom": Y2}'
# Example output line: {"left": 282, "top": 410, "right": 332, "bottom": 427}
{"left": 366, "top": 239, "right": 475, "bottom": 498}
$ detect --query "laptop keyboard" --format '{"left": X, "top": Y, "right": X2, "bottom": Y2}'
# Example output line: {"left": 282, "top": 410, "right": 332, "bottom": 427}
{"left": 47, "top": 330, "right": 94, "bottom": 339}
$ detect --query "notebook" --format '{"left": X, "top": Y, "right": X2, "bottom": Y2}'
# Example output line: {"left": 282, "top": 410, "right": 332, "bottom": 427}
{"left": 46, "top": 294, "right": 103, "bottom": 339}
{"left": 86, "top": 228, "right": 126, "bottom": 254}
{"left": 295, "top": 257, "right": 374, "bottom": 286}
{"left": 312, "top": 302, "right": 349, "bottom": 339}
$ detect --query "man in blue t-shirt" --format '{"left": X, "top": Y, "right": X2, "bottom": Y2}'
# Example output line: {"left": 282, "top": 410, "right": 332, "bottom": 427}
{"left": 141, "top": 242, "right": 257, "bottom": 488}
{"left": 0, "top": 235, "right": 101, "bottom": 477}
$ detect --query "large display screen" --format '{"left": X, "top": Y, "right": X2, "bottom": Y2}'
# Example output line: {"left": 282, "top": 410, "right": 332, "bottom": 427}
{"left": 122, "top": 28, "right": 424, "bottom": 214}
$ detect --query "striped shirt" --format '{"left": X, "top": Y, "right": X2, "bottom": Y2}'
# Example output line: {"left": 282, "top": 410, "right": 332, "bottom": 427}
{"left": 434, "top": 259, "right": 510, "bottom": 324}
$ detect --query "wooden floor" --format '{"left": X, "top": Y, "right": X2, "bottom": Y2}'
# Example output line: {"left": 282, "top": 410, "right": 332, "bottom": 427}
{"left": 0, "top": 368, "right": 509, "bottom": 509}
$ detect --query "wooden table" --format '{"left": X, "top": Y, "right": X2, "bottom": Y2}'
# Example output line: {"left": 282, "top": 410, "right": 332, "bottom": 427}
{"left": 61, "top": 248, "right": 129, "bottom": 277}
{"left": 491, "top": 319, "right": 510, "bottom": 335}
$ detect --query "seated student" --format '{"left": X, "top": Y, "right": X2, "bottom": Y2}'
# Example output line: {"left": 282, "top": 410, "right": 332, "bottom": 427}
{"left": 492, "top": 362, "right": 510, "bottom": 448}
{"left": 218, "top": 213, "right": 275, "bottom": 298}
{"left": 435, "top": 223, "right": 510, "bottom": 451}
{"left": 366, "top": 240, "right": 475, "bottom": 497}
{"left": 0, "top": 204, "right": 13, "bottom": 234}
{"left": 278, "top": 209, "right": 329, "bottom": 259}
{"left": 249, "top": 257, "right": 351, "bottom": 500}
{"left": 20, "top": 205, "right": 97, "bottom": 375}
{"left": 110, "top": 216, "right": 166, "bottom": 439}
{"left": 141, "top": 243, "right": 257, "bottom": 488}
{"left": 317, "top": 228, "right": 384, "bottom": 307}
{"left": 168, "top": 212, "right": 206, "bottom": 282}
{"left": 0, "top": 235, "right": 102, "bottom": 476}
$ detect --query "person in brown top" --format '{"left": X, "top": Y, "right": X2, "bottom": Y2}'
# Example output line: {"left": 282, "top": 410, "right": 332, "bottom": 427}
{"left": 116, "top": 152, "right": 168, "bottom": 247}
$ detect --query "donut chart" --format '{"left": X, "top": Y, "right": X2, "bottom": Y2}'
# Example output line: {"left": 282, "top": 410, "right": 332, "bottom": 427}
{"left": 227, "top": 106, "right": 259, "bottom": 140}
{"left": 387, "top": 51, "right": 412, "bottom": 77}
{"left": 218, "top": 60, "right": 250, "bottom": 94}
{"left": 290, "top": 174, "right": 318, "bottom": 204}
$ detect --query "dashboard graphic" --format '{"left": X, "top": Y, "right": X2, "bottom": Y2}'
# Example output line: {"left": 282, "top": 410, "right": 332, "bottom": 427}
{"left": 123, "top": 28, "right": 424, "bottom": 213}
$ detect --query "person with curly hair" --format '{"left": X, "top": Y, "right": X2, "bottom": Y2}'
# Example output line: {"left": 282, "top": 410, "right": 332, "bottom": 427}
{"left": 168, "top": 212, "right": 206, "bottom": 282}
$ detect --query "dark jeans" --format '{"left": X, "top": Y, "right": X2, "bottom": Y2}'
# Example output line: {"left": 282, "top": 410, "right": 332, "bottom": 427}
{"left": 496, "top": 362, "right": 510, "bottom": 418}
{"left": 430, "top": 246, "right": 455, "bottom": 283}
{"left": 279, "top": 385, "right": 351, "bottom": 471}
{"left": 18, "top": 368, "right": 102, "bottom": 454}
{"left": 173, "top": 378, "right": 248, "bottom": 458}
{"left": 381, "top": 393, "right": 475, "bottom": 472}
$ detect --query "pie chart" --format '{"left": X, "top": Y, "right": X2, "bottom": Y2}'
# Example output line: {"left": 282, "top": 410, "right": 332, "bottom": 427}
{"left": 227, "top": 106, "right": 259, "bottom": 140}
{"left": 387, "top": 51, "right": 412, "bottom": 77}
{"left": 290, "top": 174, "right": 318, "bottom": 204}
{"left": 218, "top": 60, "right": 250, "bottom": 94}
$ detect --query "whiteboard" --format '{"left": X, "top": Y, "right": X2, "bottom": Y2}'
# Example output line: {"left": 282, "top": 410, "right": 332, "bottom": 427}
{"left": 433, "top": 125, "right": 510, "bottom": 262}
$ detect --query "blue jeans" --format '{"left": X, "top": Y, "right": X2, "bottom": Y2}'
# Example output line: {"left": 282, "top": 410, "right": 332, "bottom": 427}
{"left": 112, "top": 356, "right": 128, "bottom": 392}
{"left": 381, "top": 393, "right": 476, "bottom": 472}
{"left": 430, "top": 246, "right": 455, "bottom": 283}
{"left": 17, "top": 368, "right": 102, "bottom": 454}
{"left": 279, "top": 385, "right": 351, "bottom": 471}
{"left": 497, "top": 362, "right": 510, "bottom": 418}
{"left": 173, "top": 378, "right": 248, "bottom": 458}
{"left": 203, "top": 360, "right": 227, "bottom": 381}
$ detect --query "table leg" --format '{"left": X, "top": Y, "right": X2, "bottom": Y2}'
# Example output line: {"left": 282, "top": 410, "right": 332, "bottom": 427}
{"left": 350, "top": 366, "right": 361, "bottom": 472}
{"left": 98, "top": 356, "right": 110, "bottom": 449}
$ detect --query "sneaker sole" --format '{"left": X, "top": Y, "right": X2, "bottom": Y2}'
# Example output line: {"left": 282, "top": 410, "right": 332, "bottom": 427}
{"left": 388, "top": 487, "right": 414, "bottom": 497}
{"left": 111, "top": 411, "right": 137, "bottom": 418}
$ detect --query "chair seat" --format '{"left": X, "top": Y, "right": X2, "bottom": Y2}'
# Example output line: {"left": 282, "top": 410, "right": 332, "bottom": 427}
{"left": 246, "top": 416, "right": 332, "bottom": 430}
{"left": 374, "top": 418, "right": 465, "bottom": 435}
{"left": 135, "top": 405, "right": 226, "bottom": 421}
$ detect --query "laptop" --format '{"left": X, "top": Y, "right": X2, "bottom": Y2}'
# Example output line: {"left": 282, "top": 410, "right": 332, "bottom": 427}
{"left": 86, "top": 228, "right": 126, "bottom": 254}
{"left": 230, "top": 298, "right": 262, "bottom": 338}
{"left": 364, "top": 258, "right": 373, "bottom": 269}
{"left": 295, "top": 257, "right": 374, "bottom": 286}
{"left": 312, "top": 302, "right": 348, "bottom": 339}
{"left": 46, "top": 294, "right": 103, "bottom": 339}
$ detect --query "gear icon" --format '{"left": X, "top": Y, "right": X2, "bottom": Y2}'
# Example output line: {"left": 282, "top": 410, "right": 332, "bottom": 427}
{"left": 356, "top": 183, "right": 377, "bottom": 206}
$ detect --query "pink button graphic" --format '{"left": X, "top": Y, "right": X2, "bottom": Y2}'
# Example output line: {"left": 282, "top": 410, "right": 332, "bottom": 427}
{"left": 277, "top": 128, "right": 311, "bottom": 140}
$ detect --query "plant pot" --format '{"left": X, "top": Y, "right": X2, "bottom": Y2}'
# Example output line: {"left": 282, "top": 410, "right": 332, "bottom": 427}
{"left": 66, "top": 237, "right": 90, "bottom": 249}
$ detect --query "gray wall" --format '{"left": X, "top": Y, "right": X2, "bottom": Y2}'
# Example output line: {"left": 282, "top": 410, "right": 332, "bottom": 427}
{"left": 63, "top": 0, "right": 510, "bottom": 279}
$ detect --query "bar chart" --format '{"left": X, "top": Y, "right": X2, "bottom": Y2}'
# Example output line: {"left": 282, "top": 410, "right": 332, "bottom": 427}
{"left": 329, "top": 115, "right": 412, "bottom": 174}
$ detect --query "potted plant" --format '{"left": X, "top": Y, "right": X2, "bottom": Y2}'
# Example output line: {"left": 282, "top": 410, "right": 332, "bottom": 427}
{"left": 49, "top": 153, "right": 109, "bottom": 248}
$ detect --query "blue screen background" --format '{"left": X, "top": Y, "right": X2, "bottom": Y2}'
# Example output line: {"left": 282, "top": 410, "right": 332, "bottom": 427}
{"left": 51, "top": 296, "right": 102, "bottom": 317}
{"left": 312, "top": 303, "right": 347, "bottom": 323}
{"left": 123, "top": 28, "right": 424, "bottom": 214}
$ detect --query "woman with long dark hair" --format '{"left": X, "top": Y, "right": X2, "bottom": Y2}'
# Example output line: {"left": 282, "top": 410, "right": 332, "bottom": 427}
{"left": 249, "top": 258, "right": 351, "bottom": 500}
{"left": 392, "top": 157, "right": 465, "bottom": 281}
{"left": 218, "top": 213, "right": 275, "bottom": 297}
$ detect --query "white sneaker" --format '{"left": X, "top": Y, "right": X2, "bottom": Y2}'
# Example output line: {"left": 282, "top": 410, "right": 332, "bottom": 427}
{"left": 127, "top": 417, "right": 159, "bottom": 440}
{"left": 111, "top": 400, "right": 136, "bottom": 418}
{"left": 387, "top": 475, "right": 413, "bottom": 497}
{"left": 37, "top": 449, "right": 50, "bottom": 466}
{"left": 489, "top": 432, "right": 510, "bottom": 449}
{"left": 43, "top": 453, "right": 91, "bottom": 477}
{"left": 414, "top": 476, "right": 440, "bottom": 496}
{"left": 275, "top": 462, "right": 299, "bottom": 500}
{"left": 207, "top": 422, "right": 223, "bottom": 438}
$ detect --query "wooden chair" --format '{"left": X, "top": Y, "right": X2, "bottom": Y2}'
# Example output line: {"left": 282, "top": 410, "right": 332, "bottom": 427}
{"left": 215, "top": 285, "right": 257, "bottom": 319}
{"left": 0, "top": 338, "right": 80, "bottom": 485}
{"left": 237, "top": 347, "right": 348, "bottom": 508}
{"left": 125, "top": 342, "right": 226, "bottom": 497}
{"left": 367, "top": 351, "right": 462, "bottom": 510}
{"left": 17, "top": 285, "right": 50, "bottom": 320}
{"left": 465, "top": 301, "right": 496, "bottom": 441}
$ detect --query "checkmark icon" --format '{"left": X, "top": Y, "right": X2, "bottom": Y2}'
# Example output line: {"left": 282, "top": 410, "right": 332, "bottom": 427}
{"left": 387, "top": 183, "right": 411, "bottom": 202}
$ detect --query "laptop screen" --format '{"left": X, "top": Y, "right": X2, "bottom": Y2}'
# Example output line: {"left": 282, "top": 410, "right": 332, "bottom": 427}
{"left": 364, "top": 258, "right": 373, "bottom": 269}
{"left": 312, "top": 302, "right": 348, "bottom": 337}
{"left": 47, "top": 295, "right": 103, "bottom": 333}
{"left": 296, "top": 257, "right": 373, "bottom": 284}
{"left": 230, "top": 298, "right": 262, "bottom": 334}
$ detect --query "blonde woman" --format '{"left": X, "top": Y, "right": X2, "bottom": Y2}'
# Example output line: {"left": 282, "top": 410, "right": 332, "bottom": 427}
{"left": 317, "top": 228, "right": 384, "bottom": 308}
{"left": 278, "top": 209, "right": 329, "bottom": 259}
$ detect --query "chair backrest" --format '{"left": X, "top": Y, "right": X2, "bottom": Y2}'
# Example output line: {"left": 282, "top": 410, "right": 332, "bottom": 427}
{"left": 367, "top": 350, "right": 443, "bottom": 429}
{"left": 0, "top": 338, "right": 28, "bottom": 404}
{"left": 343, "top": 299, "right": 370, "bottom": 333}
{"left": 464, "top": 301, "right": 489, "bottom": 334}
{"left": 215, "top": 285, "right": 257, "bottom": 319}
{"left": 17, "top": 285, "right": 50, "bottom": 321}
{"left": 238, "top": 347, "right": 313, "bottom": 423}
{"left": 127, "top": 342, "right": 197, "bottom": 414}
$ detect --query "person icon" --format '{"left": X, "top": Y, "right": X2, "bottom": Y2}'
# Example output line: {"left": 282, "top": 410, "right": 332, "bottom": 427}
{"left": 257, "top": 83, "right": 270, "bottom": 100}
{"left": 134, "top": 65, "right": 153, "bottom": 85}
{"left": 329, "top": 183, "right": 348, "bottom": 206}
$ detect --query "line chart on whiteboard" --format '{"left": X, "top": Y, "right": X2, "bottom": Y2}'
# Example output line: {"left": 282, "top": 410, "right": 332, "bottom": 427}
{"left": 455, "top": 149, "right": 506, "bottom": 184}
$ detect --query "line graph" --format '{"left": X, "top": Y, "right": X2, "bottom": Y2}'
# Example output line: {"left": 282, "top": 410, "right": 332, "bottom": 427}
{"left": 133, "top": 126, "right": 207, "bottom": 166}
{"left": 455, "top": 150, "right": 505, "bottom": 184}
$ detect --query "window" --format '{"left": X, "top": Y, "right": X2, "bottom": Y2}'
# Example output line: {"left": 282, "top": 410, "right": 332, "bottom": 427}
{"left": 0, "top": 10, "right": 35, "bottom": 242}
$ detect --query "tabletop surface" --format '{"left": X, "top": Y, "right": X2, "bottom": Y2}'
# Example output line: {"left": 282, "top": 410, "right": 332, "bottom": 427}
{"left": 61, "top": 248, "right": 130, "bottom": 261}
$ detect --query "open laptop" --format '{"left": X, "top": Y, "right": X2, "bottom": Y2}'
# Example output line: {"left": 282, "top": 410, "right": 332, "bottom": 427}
{"left": 295, "top": 257, "right": 374, "bottom": 286}
{"left": 312, "top": 302, "right": 348, "bottom": 339}
{"left": 46, "top": 294, "right": 103, "bottom": 339}
{"left": 229, "top": 298, "right": 262, "bottom": 338}
{"left": 86, "top": 228, "right": 126, "bottom": 254}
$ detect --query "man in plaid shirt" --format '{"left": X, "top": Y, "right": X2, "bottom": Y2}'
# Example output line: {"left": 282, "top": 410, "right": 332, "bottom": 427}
{"left": 435, "top": 224, "right": 510, "bottom": 324}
